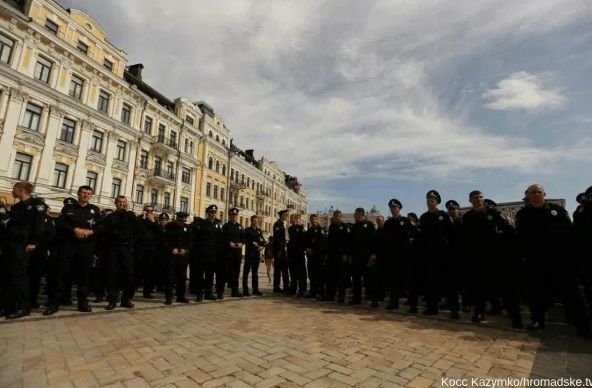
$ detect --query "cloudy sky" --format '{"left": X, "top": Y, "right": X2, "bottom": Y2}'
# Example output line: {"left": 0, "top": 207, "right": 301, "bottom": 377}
{"left": 60, "top": 0, "right": 592, "bottom": 215}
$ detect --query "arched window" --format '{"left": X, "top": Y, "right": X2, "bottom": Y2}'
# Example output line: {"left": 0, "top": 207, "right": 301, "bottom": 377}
{"left": 222, "top": 139, "right": 226, "bottom": 146}
{"left": 215, "top": 160, "right": 220, "bottom": 173}
{"left": 216, "top": 135, "right": 220, "bottom": 142}
{"left": 208, "top": 157, "right": 213, "bottom": 169}
{"left": 208, "top": 131, "right": 213, "bottom": 138}
{"left": 190, "top": 141, "right": 194, "bottom": 154}
{"left": 184, "top": 139, "right": 189, "bottom": 153}
{"left": 222, "top": 164, "right": 226, "bottom": 176}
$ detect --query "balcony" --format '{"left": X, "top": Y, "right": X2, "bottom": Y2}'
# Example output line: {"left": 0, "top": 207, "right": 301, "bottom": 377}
{"left": 147, "top": 168, "right": 175, "bottom": 185}
{"left": 152, "top": 135, "right": 178, "bottom": 153}
{"left": 287, "top": 204, "right": 295, "bottom": 209}
{"left": 230, "top": 180, "right": 247, "bottom": 190}
{"left": 256, "top": 190, "right": 268, "bottom": 200}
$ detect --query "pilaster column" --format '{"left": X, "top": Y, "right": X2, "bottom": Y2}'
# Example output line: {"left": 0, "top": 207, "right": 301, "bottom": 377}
{"left": 35, "top": 106, "right": 63, "bottom": 185}
{"left": 0, "top": 89, "right": 26, "bottom": 174}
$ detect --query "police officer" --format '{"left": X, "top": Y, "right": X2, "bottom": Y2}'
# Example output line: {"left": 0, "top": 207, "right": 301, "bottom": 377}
{"left": 154, "top": 212, "right": 170, "bottom": 293}
{"left": 0, "top": 202, "right": 11, "bottom": 316}
{"left": 273, "top": 209, "right": 290, "bottom": 293}
{"left": 326, "top": 210, "right": 350, "bottom": 303}
{"left": 28, "top": 200, "right": 55, "bottom": 309}
{"left": 287, "top": 213, "right": 307, "bottom": 297}
{"left": 305, "top": 213, "right": 327, "bottom": 299}
{"left": 349, "top": 208, "right": 377, "bottom": 306}
{"left": 378, "top": 199, "right": 414, "bottom": 310}
{"left": 221, "top": 208, "right": 245, "bottom": 298}
{"left": 101, "top": 196, "right": 138, "bottom": 310}
{"left": 441, "top": 200, "right": 462, "bottom": 315}
{"left": 243, "top": 215, "right": 265, "bottom": 296}
{"left": 573, "top": 187, "right": 592, "bottom": 309}
{"left": 193, "top": 205, "right": 223, "bottom": 301}
{"left": 135, "top": 205, "right": 161, "bottom": 299}
{"left": 47, "top": 186, "right": 101, "bottom": 315}
{"left": 164, "top": 212, "right": 192, "bottom": 304}
{"left": 516, "top": 184, "right": 589, "bottom": 336}
{"left": 4, "top": 182, "right": 46, "bottom": 319}
{"left": 418, "top": 190, "right": 456, "bottom": 317}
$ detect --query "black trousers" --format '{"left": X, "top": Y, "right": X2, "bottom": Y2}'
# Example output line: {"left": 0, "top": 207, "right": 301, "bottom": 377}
{"left": 59, "top": 242, "right": 94, "bottom": 305}
{"left": 196, "top": 248, "right": 217, "bottom": 295}
{"left": 351, "top": 256, "right": 368, "bottom": 302}
{"left": 288, "top": 251, "right": 307, "bottom": 296}
{"left": 243, "top": 252, "right": 260, "bottom": 292}
{"left": 307, "top": 254, "right": 324, "bottom": 296}
{"left": 28, "top": 248, "right": 48, "bottom": 306}
{"left": 90, "top": 253, "right": 107, "bottom": 299}
{"left": 105, "top": 245, "right": 134, "bottom": 303}
{"left": 273, "top": 248, "right": 289, "bottom": 291}
{"left": 45, "top": 247, "right": 61, "bottom": 306}
{"left": 226, "top": 249, "right": 242, "bottom": 292}
{"left": 164, "top": 253, "right": 188, "bottom": 299}
{"left": 135, "top": 244, "right": 156, "bottom": 296}
{"left": 3, "top": 244, "right": 31, "bottom": 311}
{"left": 326, "top": 254, "right": 347, "bottom": 300}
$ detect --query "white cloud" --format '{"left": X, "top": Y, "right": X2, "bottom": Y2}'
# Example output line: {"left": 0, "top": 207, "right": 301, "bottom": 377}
{"left": 483, "top": 71, "right": 566, "bottom": 111}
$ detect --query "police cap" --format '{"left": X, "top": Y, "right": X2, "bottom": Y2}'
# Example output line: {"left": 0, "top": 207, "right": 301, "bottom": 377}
{"left": 388, "top": 199, "right": 402, "bottom": 209}
{"left": 158, "top": 212, "right": 170, "bottom": 221}
{"left": 229, "top": 207, "right": 239, "bottom": 215}
{"left": 445, "top": 200, "right": 460, "bottom": 210}
{"left": 484, "top": 199, "right": 497, "bottom": 208}
{"left": 278, "top": 209, "right": 289, "bottom": 216}
{"left": 426, "top": 190, "right": 441, "bottom": 204}
{"left": 175, "top": 212, "right": 189, "bottom": 221}
{"left": 206, "top": 204, "right": 218, "bottom": 213}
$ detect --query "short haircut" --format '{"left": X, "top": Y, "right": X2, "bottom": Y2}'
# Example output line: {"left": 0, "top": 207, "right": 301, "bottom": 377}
{"left": 333, "top": 210, "right": 342, "bottom": 216}
{"left": 355, "top": 207, "right": 365, "bottom": 214}
{"left": 143, "top": 204, "right": 154, "bottom": 211}
{"left": 78, "top": 185, "right": 94, "bottom": 194}
{"left": 250, "top": 215, "right": 258, "bottom": 221}
{"left": 310, "top": 214, "right": 318, "bottom": 220}
{"left": 115, "top": 195, "right": 127, "bottom": 201}
{"left": 469, "top": 190, "right": 482, "bottom": 199}
{"left": 13, "top": 181, "right": 34, "bottom": 193}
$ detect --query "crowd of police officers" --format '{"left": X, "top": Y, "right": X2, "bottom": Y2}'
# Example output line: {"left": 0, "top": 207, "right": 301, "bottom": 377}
{"left": 0, "top": 181, "right": 591, "bottom": 338}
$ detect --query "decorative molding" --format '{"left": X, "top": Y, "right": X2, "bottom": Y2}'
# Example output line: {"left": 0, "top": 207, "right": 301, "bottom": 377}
{"left": 107, "top": 131, "right": 119, "bottom": 142}
{"left": 86, "top": 150, "right": 106, "bottom": 165}
{"left": 54, "top": 140, "right": 79, "bottom": 157}
{"left": 15, "top": 126, "right": 46, "bottom": 147}
{"left": 49, "top": 106, "right": 66, "bottom": 119}
{"left": 9, "top": 88, "right": 27, "bottom": 103}
{"left": 136, "top": 167, "right": 149, "bottom": 178}
{"left": 182, "top": 184, "right": 191, "bottom": 192}
{"left": 112, "top": 160, "right": 128, "bottom": 172}
{"left": 81, "top": 119, "right": 95, "bottom": 131}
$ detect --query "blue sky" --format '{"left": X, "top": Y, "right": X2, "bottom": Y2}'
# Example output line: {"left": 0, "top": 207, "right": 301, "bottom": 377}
{"left": 60, "top": 0, "right": 592, "bottom": 216}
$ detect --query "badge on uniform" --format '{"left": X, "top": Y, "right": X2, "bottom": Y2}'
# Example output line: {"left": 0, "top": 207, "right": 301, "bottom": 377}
{"left": 239, "top": 225, "right": 242, "bottom": 229}
{"left": 363, "top": 224, "right": 367, "bottom": 228}
{"left": 27, "top": 205, "right": 32, "bottom": 210}
{"left": 438, "top": 216, "right": 443, "bottom": 221}
{"left": 339, "top": 226, "right": 343, "bottom": 230}
{"left": 184, "top": 227, "right": 187, "bottom": 232}
{"left": 91, "top": 209, "right": 95, "bottom": 214}
{"left": 551, "top": 210, "right": 557, "bottom": 216}
{"left": 487, "top": 215, "right": 493, "bottom": 220}
{"left": 400, "top": 221, "right": 404, "bottom": 226}
{"left": 275, "top": 227, "right": 279, "bottom": 231}
{"left": 36, "top": 205, "right": 45, "bottom": 212}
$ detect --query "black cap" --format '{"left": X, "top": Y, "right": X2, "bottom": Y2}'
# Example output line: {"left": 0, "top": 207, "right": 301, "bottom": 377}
{"left": 64, "top": 197, "right": 78, "bottom": 206}
{"left": 426, "top": 190, "right": 441, "bottom": 204}
{"left": 175, "top": 212, "right": 189, "bottom": 221}
{"left": 278, "top": 209, "right": 289, "bottom": 216}
{"left": 445, "top": 200, "right": 460, "bottom": 210}
{"left": 206, "top": 204, "right": 218, "bottom": 213}
{"left": 585, "top": 186, "right": 592, "bottom": 200}
{"left": 484, "top": 199, "right": 497, "bottom": 208}
{"left": 576, "top": 193, "right": 585, "bottom": 204}
{"left": 228, "top": 207, "right": 239, "bottom": 215}
{"left": 388, "top": 199, "right": 402, "bottom": 209}
{"left": 158, "top": 212, "right": 170, "bottom": 220}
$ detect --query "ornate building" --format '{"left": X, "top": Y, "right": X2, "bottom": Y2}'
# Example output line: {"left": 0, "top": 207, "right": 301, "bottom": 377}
{"left": 0, "top": 0, "right": 307, "bottom": 230}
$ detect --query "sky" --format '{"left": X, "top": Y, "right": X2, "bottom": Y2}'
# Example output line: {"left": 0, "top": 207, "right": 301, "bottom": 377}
{"left": 59, "top": 0, "right": 592, "bottom": 216}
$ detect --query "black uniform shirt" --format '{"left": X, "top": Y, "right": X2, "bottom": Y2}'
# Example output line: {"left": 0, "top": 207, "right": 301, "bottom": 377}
{"left": 350, "top": 220, "right": 376, "bottom": 258}
{"left": 245, "top": 226, "right": 265, "bottom": 256}
{"left": 418, "top": 210, "right": 454, "bottom": 248}
{"left": 56, "top": 202, "right": 101, "bottom": 244}
{"left": 8, "top": 197, "right": 46, "bottom": 245}
{"left": 287, "top": 224, "right": 306, "bottom": 254}
{"left": 272, "top": 219, "right": 286, "bottom": 252}
{"left": 223, "top": 221, "right": 245, "bottom": 249}
{"left": 327, "top": 222, "right": 351, "bottom": 256}
{"left": 164, "top": 221, "right": 193, "bottom": 249}
{"left": 102, "top": 210, "right": 138, "bottom": 245}
{"left": 306, "top": 225, "right": 327, "bottom": 256}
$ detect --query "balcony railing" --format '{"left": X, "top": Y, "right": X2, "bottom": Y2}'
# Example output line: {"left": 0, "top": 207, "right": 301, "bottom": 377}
{"left": 150, "top": 168, "right": 175, "bottom": 181}
{"left": 153, "top": 135, "right": 178, "bottom": 150}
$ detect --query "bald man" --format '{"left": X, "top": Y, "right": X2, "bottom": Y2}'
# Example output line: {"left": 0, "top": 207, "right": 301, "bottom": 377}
{"left": 515, "top": 184, "right": 590, "bottom": 337}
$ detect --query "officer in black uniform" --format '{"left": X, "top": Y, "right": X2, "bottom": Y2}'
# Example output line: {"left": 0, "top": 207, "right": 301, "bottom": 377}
{"left": 516, "top": 184, "right": 589, "bottom": 336}
{"left": 418, "top": 190, "right": 456, "bottom": 317}
{"left": 154, "top": 212, "right": 170, "bottom": 293}
{"left": 193, "top": 205, "right": 223, "bottom": 301}
{"left": 0, "top": 202, "right": 11, "bottom": 316}
{"left": 349, "top": 208, "right": 377, "bottom": 306}
{"left": 272, "top": 209, "right": 289, "bottom": 293}
{"left": 573, "top": 187, "right": 592, "bottom": 309}
{"left": 287, "top": 214, "right": 307, "bottom": 297}
{"left": 101, "top": 196, "right": 138, "bottom": 310}
{"left": 3, "top": 182, "right": 46, "bottom": 319}
{"left": 305, "top": 213, "right": 327, "bottom": 299}
{"left": 378, "top": 199, "right": 414, "bottom": 310}
{"left": 135, "top": 205, "right": 161, "bottom": 299}
{"left": 461, "top": 191, "right": 518, "bottom": 325}
{"left": 28, "top": 200, "right": 55, "bottom": 309}
{"left": 441, "top": 200, "right": 462, "bottom": 314}
{"left": 221, "top": 207, "right": 245, "bottom": 298}
{"left": 163, "top": 212, "right": 192, "bottom": 304}
{"left": 243, "top": 215, "right": 265, "bottom": 296}
{"left": 48, "top": 186, "right": 101, "bottom": 315}
{"left": 326, "top": 210, "right": 351, "bottom": 303}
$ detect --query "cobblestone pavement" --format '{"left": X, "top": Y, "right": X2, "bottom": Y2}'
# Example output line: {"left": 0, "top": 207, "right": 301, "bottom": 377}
{"left": 1, "top": 271, "right": 591, "bottom": 387}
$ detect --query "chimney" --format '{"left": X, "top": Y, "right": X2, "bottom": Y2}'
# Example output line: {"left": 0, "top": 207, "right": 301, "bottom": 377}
{"left": 128, "top": 63, "right": 144, "bottom": 80}
{"left": 245, "top": 149, "right": 255, "bottom": 159}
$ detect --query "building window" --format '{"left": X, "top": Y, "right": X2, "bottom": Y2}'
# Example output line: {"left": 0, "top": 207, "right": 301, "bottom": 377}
{"left": 158, "top": 123, "right": 165, "bottom": 139}
{"left": 222, "top": 139, "right": 226, "bottom": 146}
{"left": 213, "top": 185, "right": 218, "bottom": 199}
{"left": 53, "top": 163, "right": 69, "bottom": 189}
{"left": 190, "top": 141, "right": 194, "bottom": 154}
{"left": 164, "top": 192, "right": 171, "bottom": 209}
{"left": 90, "top": 130, "right": 103, "bottom": 153}
{"left": 180, "top": 197, "right": 188, "bottom": 213}
{"left": 150, "top": 189, "right": 158, "bottom": 205}
{"left": 45, "top": 19, "right": 58, "bottom": 35}
{"left": 154, "top": 156, "right": 161, "bottom": 173}
{"left": 116, "top": 140, "right": 126, "bottom": 161}
{"left": 121, "top": 103, "right": 131, "bottom": 124}
{"left": 206, "top": 182, "right": 211, "bottom": 197}
{"left": 144, "top": 116, "right": 153, "bottom": 134}
{"left": 215, "top": 161, "right": 220, "bottom": 173}
{"left": 208, "top": 131, "right": 213, "bottom": 138}
{"left": 23, "top": 103, "right": 42, "bottom": 131}
{"left": 216, "top": 135, "right": 220, "bottom": 142}
{"left": 0, "top": 34, "right": 14, "bottom": 64}
{"left": 181, "top": 167, "right": 190, "bottom": 184}
{"left": 220, "top": 188, "right": 225, "bottom": 201}
{"left": 184, "top": 138, "right": 188, "bottom": 153}
{"left": 69, "top": 74, "right": 84, "bottom": 100}
{"left": 59, "top": 118, "right": 76, "bottom": 143}
{"left": 111, "top": 178, "right": 121, "bottom": 198}
{"left": 139, "top": 150, "right": 148, "bottom": 169}
{"left": 77, "top": 40, "right": 89, "bottom": 55}
{"left": 185, "top": 115, "right": 194, "bottom": 125}
{"left": 208, "top": 157, "right": 213, "bottom": 170}
{"left": 135, "top": 184, "right": 144, "bottom": 204}
{"left": 12, "top": 152, "right": 32, "bottom": 180}
{"left": 170, "top": 131, "right": 177, "bottom": 148}
{"left": 34, "top": 57, "right": 52, "bottom": 83}
{"left": 97, "top": 90, "right": 110, "bottom": 113}
{"left": 222, "top": 165, "right": 226, "bottom": 176}
{"left": 166, "top": 161, "right": 174, "bottom": 175}
{"left": 103, "top": 58, "right": 113, "bottom": 72}
{"left": 86, "top": 171, "right": 98, "bottom": 192}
